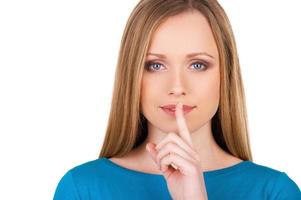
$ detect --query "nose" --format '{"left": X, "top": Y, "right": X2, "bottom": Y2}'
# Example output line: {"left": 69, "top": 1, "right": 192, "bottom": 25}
{"left": 168, "top": 69, "right": 187, "bottom": 97}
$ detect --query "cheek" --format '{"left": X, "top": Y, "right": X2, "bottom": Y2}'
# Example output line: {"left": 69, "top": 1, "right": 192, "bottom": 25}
{"left": 140, "top": 77, "right": 158, "bottom": 115}
{"left": 200, "top": 73, "right": 220, "bottom": 109}
{"left": 140, "top": 75, "right": 175, "bottom": 133}
{"left": 188, "top": 72, "right": 220, "bottom": 131}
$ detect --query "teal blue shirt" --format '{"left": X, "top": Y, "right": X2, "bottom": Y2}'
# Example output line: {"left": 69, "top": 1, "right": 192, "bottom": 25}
{"left": 53, "top": 157, "right": 301, "bottom": 200}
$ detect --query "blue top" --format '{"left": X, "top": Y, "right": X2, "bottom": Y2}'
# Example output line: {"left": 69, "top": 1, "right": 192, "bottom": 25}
{"left": 53, "top": 157, "right": 301, "bottom": 200}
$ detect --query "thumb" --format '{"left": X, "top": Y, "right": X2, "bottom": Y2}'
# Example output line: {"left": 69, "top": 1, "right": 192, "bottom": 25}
{"left": 146, "top": 142, "right": 158, "bottom": 163}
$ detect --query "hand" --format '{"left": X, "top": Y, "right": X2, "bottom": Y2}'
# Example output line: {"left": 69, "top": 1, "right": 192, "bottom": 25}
{"left": 146, "top": 102, "right": 208, "bottom": 200}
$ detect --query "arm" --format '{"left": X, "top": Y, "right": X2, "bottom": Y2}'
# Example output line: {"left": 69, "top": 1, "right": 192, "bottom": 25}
{"left": 270, "top": 172, "right": 301, "bottom": 200}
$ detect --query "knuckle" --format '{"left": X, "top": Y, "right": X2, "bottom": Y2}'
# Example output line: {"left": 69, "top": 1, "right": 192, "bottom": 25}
{"left": 166, "top": 143, "right": 173, "bottom": 150}
{"left": 166, "top": 142, "right": 176, "bottom": 149}
{"left": 168, "top": 132, "right": 177, "bottom": 140}
{"left": 171, "top": 133, "right": 183, "bottom": 145}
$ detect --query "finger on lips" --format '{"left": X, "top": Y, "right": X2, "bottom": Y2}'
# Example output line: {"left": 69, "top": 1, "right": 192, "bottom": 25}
{"left": 148, "top": 102, "right": 199, "bottom": 172}
{"left": 175, "top": 102, "right": 193, "bottom": 147}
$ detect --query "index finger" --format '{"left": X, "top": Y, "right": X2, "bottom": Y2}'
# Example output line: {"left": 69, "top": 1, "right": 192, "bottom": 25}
{"left": 175, "top": 102, "right": 193, "bottom": 147}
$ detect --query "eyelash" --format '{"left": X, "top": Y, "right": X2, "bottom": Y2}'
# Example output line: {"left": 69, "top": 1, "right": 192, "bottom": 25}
{"left": 144, "top": 60, "right": 210, "bottom": 72}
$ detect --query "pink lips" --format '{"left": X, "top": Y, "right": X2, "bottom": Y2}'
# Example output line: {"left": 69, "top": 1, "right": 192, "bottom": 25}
{"left": 160, "top": 104, "right": 196, "bottom": 116}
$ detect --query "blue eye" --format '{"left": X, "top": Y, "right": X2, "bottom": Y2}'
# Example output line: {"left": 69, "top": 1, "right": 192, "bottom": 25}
{"left": 145, "top": 62, "right": 164, "bottom": 71}
{"left": 191, "top": 62, "right": 208, "bottom": 71}
{"left": 144, "top": 61, "right": 209, "bottom": 72}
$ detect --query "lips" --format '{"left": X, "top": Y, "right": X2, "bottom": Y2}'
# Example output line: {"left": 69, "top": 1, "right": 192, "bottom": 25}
{"left": 160, "top": 104, "right": 196, "bottom": 116}
{"left": 160, "top": 104, "right": 196, "bottom": 111}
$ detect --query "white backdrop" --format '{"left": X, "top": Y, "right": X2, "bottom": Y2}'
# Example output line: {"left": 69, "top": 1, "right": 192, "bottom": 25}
{"left": 0, "top": 1, "right": 300, "bottom": 199}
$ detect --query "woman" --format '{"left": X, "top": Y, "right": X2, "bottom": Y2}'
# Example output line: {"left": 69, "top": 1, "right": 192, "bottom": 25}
{"left": 53, "top": 0, "right": 301, "bottom": 199}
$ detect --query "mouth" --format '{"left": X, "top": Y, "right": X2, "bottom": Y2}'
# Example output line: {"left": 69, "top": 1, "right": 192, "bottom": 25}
{"left": 160, "top": 104, "right": 196, "bottom": 116}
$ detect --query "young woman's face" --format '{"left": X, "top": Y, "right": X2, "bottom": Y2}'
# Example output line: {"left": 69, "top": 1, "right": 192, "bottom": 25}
{"left": 141, "top": 11, "right": 220, "bottom": 134}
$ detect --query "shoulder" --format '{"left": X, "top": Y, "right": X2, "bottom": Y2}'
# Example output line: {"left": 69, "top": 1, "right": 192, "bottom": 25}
{"left": 53, "top": 158, "right": 111, "bottom": 199}
{"left": 61, "top": 158, "right": 113, "bottom": 186}
{"left": 246, "top": 161, "right": 301, "bottom": 198}
{"left": 244, "top": 161, "right": 285, "bottom": 177}
{"left": 268, "top": 171, "right": 301, "bottom": 199}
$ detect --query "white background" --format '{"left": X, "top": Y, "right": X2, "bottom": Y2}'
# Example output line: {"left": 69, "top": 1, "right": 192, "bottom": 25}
{"left": 0, "top": 0, "right": 300, "bottom": 199}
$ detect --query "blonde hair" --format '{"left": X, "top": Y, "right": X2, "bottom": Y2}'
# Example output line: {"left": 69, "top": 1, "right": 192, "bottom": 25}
{"left": 98, "top": 0, "right": 253, "bottom": 161}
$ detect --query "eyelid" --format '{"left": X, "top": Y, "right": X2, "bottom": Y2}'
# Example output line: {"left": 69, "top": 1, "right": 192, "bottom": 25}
{"left": 145, "top": 58, "right": 210, "bottom": 65}
{"left": 145, "top": 59, "right": 168, "bottom": 66}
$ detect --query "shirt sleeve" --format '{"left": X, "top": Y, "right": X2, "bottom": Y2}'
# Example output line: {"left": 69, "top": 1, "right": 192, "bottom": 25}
{"left": 53, "top": 170, "right": 80, "bottom": 200}
{"left": 270, "top": 172, "right": 301, "bottom": 200}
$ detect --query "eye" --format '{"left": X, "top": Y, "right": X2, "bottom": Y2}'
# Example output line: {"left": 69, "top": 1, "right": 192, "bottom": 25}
{"left": 144, "top": 61, "right": 165, "bottom": 72}
{"left": 144, "top": 60, "right": 210, "bottom": 72}
{"left": 190, "top": 62, "right": 209, "bottom": 71}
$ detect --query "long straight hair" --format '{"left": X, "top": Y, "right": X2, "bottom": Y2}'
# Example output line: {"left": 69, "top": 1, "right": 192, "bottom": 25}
{"left": 98, "top": 0, "right": 253, "bottom": 161}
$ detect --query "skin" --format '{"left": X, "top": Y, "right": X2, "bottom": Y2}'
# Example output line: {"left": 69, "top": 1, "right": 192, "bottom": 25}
{"left": 110, "top": 10, "right": 242, "bottom": 200}
{"left": 147, "top": 102, "right": 208, "bottom": 199}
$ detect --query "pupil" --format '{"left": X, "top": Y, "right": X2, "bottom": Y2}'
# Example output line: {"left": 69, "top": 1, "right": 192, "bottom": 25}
{"left": 195, "top": 63, "right": 202, "bottom": 69}
{"left": 153, "top": 64, "right": 160, "bottom": 69}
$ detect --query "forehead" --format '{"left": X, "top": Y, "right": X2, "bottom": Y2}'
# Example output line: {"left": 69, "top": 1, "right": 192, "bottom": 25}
{"left": 147, "top": 11, "right": 218, "bottom": 59}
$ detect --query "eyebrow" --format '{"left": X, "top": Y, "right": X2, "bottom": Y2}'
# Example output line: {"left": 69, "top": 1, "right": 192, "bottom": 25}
{"left": 146, "top": 52, "right": 215, "bottom": 59}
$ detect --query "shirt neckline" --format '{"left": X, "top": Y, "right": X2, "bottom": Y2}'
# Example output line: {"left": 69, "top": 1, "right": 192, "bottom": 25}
{"left": 101, "top": 157, "right": 253, "bottom": 178}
